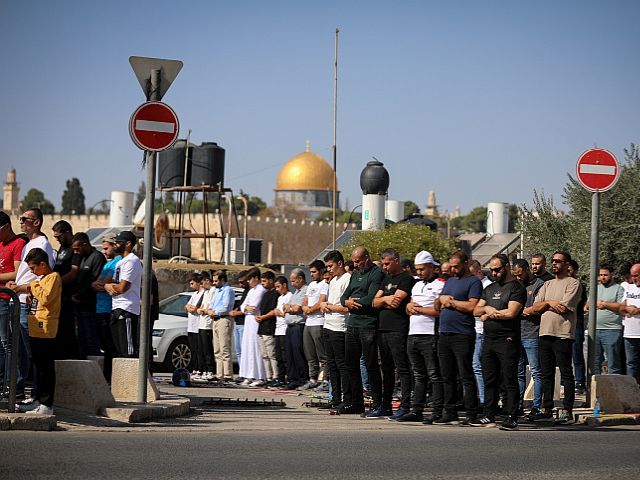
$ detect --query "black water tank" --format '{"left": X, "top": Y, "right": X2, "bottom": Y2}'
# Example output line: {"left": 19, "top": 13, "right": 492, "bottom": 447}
{"left": 360, "top": 160, "right": 389, "bottom": 195}
{"left": 191, "top": 142, "right": 225, "bottom": 187}
{"left": 158, "top": 140, "right": 192, "bottom": 188}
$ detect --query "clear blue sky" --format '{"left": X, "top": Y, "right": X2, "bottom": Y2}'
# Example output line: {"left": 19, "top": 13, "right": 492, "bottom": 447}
{"left": 2, "top": 1, "right": 639, "bottom": 215}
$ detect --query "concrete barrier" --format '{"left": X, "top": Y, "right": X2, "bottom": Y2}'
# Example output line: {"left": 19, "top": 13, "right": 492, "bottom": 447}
{"left": 590, "top": 374, "right": 640, "bottom": 413}
{"left": 111, "top": 358, "right": 160, "bottom": 402}
{"left": 54, "top": 360, "right": 116, "bottom": 414}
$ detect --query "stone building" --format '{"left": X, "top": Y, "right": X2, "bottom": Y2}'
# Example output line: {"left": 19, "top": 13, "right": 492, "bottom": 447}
{"left": 3, "top": 168, "right": 20, "bottom": 214}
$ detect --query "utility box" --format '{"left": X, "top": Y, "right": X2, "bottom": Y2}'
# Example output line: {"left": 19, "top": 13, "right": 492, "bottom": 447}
{"left": 227, "top": 237, "right": 263, "bottom": 265}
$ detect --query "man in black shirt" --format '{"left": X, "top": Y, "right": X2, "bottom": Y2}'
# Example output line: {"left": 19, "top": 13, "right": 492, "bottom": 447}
{"left": 256, "top": 271, "right": 280, "bottom": 385}
{"left": 371, "top": 248, "right": 416, "bottom": 419}
{"left": 52, "top": 220, "right": 80, "bottom": 359}
{"left": 472, "top": 254, "right": 526, "bottom": 430}
{"left": 71, "top": 232, "right": 106, "bottom": 359}
{"left": 531, "top": 254, "right": 554, "bottom": 282}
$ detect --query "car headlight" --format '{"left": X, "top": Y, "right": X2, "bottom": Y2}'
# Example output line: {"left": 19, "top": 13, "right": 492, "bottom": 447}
{"left": 152, "top": 329, "right": 165, "bottom": 337}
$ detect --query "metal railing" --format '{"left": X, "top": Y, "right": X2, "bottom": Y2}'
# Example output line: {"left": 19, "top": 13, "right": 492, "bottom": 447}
{"left": 0, "top": 287, "right": 21, "bottom": 413}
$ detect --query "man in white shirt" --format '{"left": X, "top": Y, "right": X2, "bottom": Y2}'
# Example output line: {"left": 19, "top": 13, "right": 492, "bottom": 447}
{"left": 300, "top": 260, "right": 329, "bottom": 390}
{"left": 398, "top": 251, "right": 446, "bottom": 423}
{"left": 273, "top": 276, "right": 292, "bottom": 386}
{"left": 104, "top": 231, "right": 143, "bottom": 358}
{"left": 621, "top": 263, "right": 640, "bottom": 384}
{"left": 319, "top": 250, "right": 351, "bottom": 409}
{"left": 185, "top": 272, "right": 205, "bottom": 377}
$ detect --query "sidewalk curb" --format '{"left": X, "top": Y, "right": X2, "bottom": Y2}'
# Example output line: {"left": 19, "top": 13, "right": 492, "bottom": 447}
{"left": 575, "top": 412, "right": 640, "bottom": 427}
{"left": 98, "top": 396, "right": 190, "bottom": 423}
{"left": 0, "top": 412, "right": 57, "bottom": 431}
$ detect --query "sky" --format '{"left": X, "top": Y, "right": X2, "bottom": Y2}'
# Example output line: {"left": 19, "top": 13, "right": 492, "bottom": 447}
{"left": 1, "top": 1, "right": 639, "bottom": 216}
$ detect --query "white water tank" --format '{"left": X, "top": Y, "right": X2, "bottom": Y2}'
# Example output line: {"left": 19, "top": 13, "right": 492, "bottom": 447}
{"left": 385, "top": 200, "right": 405, "bottom": 223}
{"left": 487, "top": 202, "right": 509, "bottom": 235}
{"left": 110, "top": 191, "right": 134, "bottom": 227}
{"left": 362, "top": 194, "right": 386, "bottom": 231}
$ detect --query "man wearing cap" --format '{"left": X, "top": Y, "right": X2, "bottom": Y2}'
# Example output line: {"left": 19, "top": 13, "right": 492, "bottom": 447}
{"left": 0, "top": 212, "right": 26, "bottom": 390}
{"left": 104, "top": 231, "right": 143, "bottom": 358}
{"left": 91, "top": 233, "right": 121, "bottom": 380}
{"left": 397, "top": 251, "right": 446, "bottom": 423}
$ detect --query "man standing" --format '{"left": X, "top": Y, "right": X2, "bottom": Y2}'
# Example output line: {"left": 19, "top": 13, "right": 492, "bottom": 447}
{"left": 301, "top": 260, "right": 329, "bottom": 390}
{"left": 567, "top": 259, "right": 587, "bottom": 394}
{"left": 588, "top": 265, "right": 624, "bottom": 375}
{"left": 0, "top": 212, "right": 26, "bottom": 390}
{"left": 255, "top": 271, "right": 279, "bottom": 386}
{"left": 70, "top": 232, "right": 106, "bottom": 359}
{"left": 12, "top": 208, "right": 55, "bottom": 400}
{"left": 239, "top": 268, "right": 267, "bottom": 387}
{"left": 527, "top": 251, "right": 582, "bottom": 423}
{"left": 340, "top": 246, "right": 384, "bottom": 415}
{"left": 195, "top": 272, "right": 215, "bottom": 381}
{"left": 397, "top": 251, "right": 445, "bottom": 423}
{"left": 207, "top": 270, "right": 236, "bottom": 382}
{"left": 185, "top": 273, "right": 205, "bottom": 378}
{"left": 273, "top": 276, "right": 292, "bottom": 386}
{"left": 230, "top": 270, "right": 249, "bottom": 375}
{"left": 434, "top": 251, "right": 482, "bottom": 425}
{"left": 319, "top": 250, "right": 351, "bottom": 409}
{"left": 283, "top": 268, "right": 308, "bottom": 389}
{"left": 531, "top": 254, "right": 554, "bottom": 282}
{"left": 471, "top": 254, "right": 526, "bottom": 430}
{"left": 621, "top": 263, "right": 640, "bottom": 384}
{"left": 52, "top": 220, "right": 80, "bottom": 359}
{"left": 371, "top": 248, "right": 415, "bottom": 420}
{"left": 469, "top": 259, "right": 492, "bottom": 409}
{"left": 104, "top": 231, "right": 143, "bottom": 358}
{"left": 91, "top": 233, "right": 121, "bottom": 381}
{"left": 511, "top": 259, "right": 545, "bottom": 420}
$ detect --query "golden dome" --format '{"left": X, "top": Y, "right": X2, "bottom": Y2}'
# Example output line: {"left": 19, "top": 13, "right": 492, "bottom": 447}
{"left": 275, "top": 142, "right": 337, "bottom": 191}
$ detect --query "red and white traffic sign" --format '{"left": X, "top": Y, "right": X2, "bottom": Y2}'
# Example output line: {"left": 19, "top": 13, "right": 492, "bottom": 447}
{"left": 129, "top": 101, "right": 180, "bottom": 152}
{"left": 576, "top": 148, "right": 620, "bottom": 193}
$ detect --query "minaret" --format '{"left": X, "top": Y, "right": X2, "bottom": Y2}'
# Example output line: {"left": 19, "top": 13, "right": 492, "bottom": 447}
{"left": 425, "top": 190, "right": 438, "bottom": 217}
{"left": 3, "top": 168, "right": 20, "bottom": 214}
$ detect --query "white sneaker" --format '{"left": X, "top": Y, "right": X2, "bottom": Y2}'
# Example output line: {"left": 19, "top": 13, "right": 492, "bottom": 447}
{"left": 26, "top": 404, "right": 54, "bottom": 415}
{"left": 191, "top": 371, "right": 202, "bottom": 380}
{"left": 240, "top": 378, "right": 252, "bottom": 386}
{"left": 249, "top": 380, "right": 266, "bottom": 387}
{"left": 205, "top": 372, "right": 215, "bottom": 381}
{"left": 17, "top": 400, "right": 40, "bottom": 412}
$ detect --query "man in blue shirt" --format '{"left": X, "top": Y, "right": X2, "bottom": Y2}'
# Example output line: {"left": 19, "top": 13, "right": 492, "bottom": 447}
{"left": 434, "top": 251, "right": 483, "bottom": 425}
{"left": 206, "top": 270, "right": 236, "bottom": 381}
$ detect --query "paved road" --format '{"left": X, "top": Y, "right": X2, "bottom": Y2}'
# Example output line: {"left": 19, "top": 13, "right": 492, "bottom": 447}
{"left": 2, "top": 424, "right": 639, "bottom": 479}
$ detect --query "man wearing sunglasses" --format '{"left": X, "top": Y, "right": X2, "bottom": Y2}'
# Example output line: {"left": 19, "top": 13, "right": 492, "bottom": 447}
{"left": 526, "top": 251, "right": 582, "bottom": 423}
{"left": 472, "top": 254, "right": 526, "bottom": 431}
{"left": 9, "top": 208, "right": 55, "bottom": 400}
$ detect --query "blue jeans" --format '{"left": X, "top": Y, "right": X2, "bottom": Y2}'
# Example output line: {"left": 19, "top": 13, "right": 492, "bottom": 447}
{"left": 518, "top": 338, "right": 543, "bottom": 409}
{"left": 473, "top": 332, "right": 484, "bottom": 404}
{"left": 234, "top": 323, "right": 244, "bottom": 366}
{"left": 360, "top": 354, "right": 369, "bottom": 389}
{"left": 77, "top": 309, "right": 101, "bottom": 359}
{"left": 573, "top": 323, "right": 586, "bottom": 386}
{"left": 595, "top": 329, "right": 623, "bottom": 374}
{"left": 624, "top": 337, "right": 640, "bottom": 384}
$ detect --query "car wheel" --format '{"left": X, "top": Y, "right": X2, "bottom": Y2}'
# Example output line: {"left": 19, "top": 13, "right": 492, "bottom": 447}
{"left": 164, "top": 338, "right": 192, "bottom": 371}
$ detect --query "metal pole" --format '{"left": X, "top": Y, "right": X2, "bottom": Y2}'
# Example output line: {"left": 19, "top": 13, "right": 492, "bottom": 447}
{"left": 586, "top": 191, "right": 600, "bottom": 406}
{"left": 331, "top": 27, "right": 339, "bottom": 250}
{"left": 137, "top": 68, "right": 161, "bottom": 403}
{"left": 0, "top": 288, "right": 21, "bottom": 413}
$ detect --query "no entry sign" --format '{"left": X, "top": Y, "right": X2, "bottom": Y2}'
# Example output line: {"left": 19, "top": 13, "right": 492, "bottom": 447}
{"left": 576, "top": 148, "right": 620, "bottom": 193}
{"left": 129, "top": 101, "right": 180, "bottom": 151}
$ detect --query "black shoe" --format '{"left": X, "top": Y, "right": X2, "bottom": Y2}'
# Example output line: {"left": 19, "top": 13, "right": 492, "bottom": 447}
{"left": 422, "top": 413, "right": 443, "bottom": 425}
{"left": 529, "top": 409, "right": 554, "bottom": 422}
{"left": 432, "top": 413, "right": 459, "bottom": 425}
{"left": 284, "top": 382, "right": 300, "bottom": 390}
{"left": 575, "top": 384, "right": 586, "bottom": 395}
{"left": 468, "top": 416, "right": 496, "bottom": 427}
{"left": 338, "top": 403, "right": 365, "bottom": 415}
{"left": 459, "top": 416, "right": 477, "bottom": 426}
{"left": 525, "top": 407, "right": 541, "bottom": 422}
{"left": 396, "top": 411, "right": 424, "bottom": 422}
{"left": 499, "top": 416, "right": 519, "bottom": 431}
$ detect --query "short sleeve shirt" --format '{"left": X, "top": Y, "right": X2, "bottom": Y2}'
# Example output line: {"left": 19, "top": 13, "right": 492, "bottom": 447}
{"left": 378, "top": 272, "right": 416, "bottom": 333}
{"left": 622, "top": 283, "right": 640, "bottom": 338}
{"left": 305, "top": 280, "right": 329, "bottom": 327}
{"left": 0, "top": 236, "right": 26, "bottom": 300}
{"left": 481, "top": 279, "right": 526, "bottom": 338}
{"left": 409, "top": 277, "right": 446, "bottom": 335}
{"left": 439, "top": 275, "right": 483, "bottom": 335}
{"left": 111, "top": 253, "right": 143, "bottom": 315}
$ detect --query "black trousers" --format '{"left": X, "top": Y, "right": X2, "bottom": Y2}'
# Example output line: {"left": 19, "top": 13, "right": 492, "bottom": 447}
{"left": 285, "top": 323, "right": 308, "bottom": 385}
{"left": 97, "top": 312, "right": 116, "bottom": 381}
{"left": 322, "top": 328, "right": 351, "bottom": 405}
{"left": 438, "top": 332, "right": 478, "bottom": 418}
{"left": 56, "top": 301, "right": 78, "bottom": 360}
{"left": 407, "top": 334, "right": 443, "bottom": 414}
{"left": 539, "top": 335, "right": 575, "bottom": 411}
{"left": 31, "top": 337, "right": 56, "bottom": 408}
{"left": 188, "top": 332, "right": 201, "bottom": 372}
{"left": 379, "top": 330, "right": 412, "bottom": 410}
{"left": 198, "top": 329, "right": 214, "bottom": 372}
{"left": 345, "top": 326, "right": 382, "bottom": 408}
{"left": 110, "top": 309, "right": 139, "bottom": 358}
{"left": 481, "top": 335, "right": 521, "bottom": 418}
{"left": 275, "top": 335, "right": 287, "bottom": 381}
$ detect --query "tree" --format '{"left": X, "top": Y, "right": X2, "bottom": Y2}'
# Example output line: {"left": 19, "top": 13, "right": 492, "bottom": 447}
{"left": 61, "top": 177, "right": 85, "bottom": 214}
{"left": 135, "top": 181, "right": 146, "bottom": 211}
{"left": 341, "top": 223, "right": 455, "bottom": 263}
{"left": 21, "top": 188, "right": 55, "bottom": 214}
{"left": 404, "top": 200, "right": 420, "bottom": 218}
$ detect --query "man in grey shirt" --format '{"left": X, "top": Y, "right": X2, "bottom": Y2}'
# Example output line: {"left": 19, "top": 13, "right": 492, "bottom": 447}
{"left": 283, "top": 268, "right": 308, "bottom": 389}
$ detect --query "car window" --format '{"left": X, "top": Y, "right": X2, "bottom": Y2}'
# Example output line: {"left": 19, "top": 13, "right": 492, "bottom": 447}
{"left": 159, "top": 295, "right": 189, "bottom": 317}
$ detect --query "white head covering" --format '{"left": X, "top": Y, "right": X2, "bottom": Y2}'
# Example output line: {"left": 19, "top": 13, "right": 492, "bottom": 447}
{"left": 414, "top": 250, "right": 440, "bottom": 266}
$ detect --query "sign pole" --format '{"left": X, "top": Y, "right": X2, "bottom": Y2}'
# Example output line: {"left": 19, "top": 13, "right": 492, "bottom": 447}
{"left": 137, "top": 68, "right": 161, "bottom": 403}
{"left": 586, "top": 191, "right": 600, "bottom": 406}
